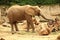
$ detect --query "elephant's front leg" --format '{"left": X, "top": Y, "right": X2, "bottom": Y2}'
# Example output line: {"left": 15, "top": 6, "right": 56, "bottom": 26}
{"left": 14, "top": 23, "right": 19, "bottom": 31}
{"left": 25, "top": 14, "right": 35, "bottom": 32}
{"left": 29, "top": 19, "right": 35, "bottom": 32}
{"left": 27, "top": 18, "right": 35, "bottom": 32}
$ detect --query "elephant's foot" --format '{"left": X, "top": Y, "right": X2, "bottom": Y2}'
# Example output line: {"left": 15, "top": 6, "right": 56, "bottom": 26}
{"left": 11, "top": 31, "right": 16, "bottom": 34}
{"left": 15, "top": 31, "right": 20, "bottom": 34}
{"left": 26, "top": 28, "right": 30, "bottom": 32}
{"left": 32, "top": 28, "right": 35, "bottom": 33}
{"left": 12, "top": 32, "right": 15, "bottom": 34}
{"left": 11, "top": 31, "right": 15, "bottom": 34}
{"left": 16, "top": 29, "right": 19, "bottom": 31}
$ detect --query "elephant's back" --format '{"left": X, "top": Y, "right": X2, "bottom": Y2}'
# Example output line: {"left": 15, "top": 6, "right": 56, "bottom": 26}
{"left": 7, "top": 5, "right": 24, "bottom": 13}
{"left": 7, "top": 5, "right": 31, "bottom": 14}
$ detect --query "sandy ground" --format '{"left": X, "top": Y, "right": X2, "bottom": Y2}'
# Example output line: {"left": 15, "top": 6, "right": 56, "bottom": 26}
{"left": 0, "top": 23, "right": 60, "bottom": 40}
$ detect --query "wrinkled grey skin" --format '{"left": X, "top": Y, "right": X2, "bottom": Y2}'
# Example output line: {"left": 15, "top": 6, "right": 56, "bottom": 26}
{"left": 6, "top": 5, "right": 51, "bottom": 34}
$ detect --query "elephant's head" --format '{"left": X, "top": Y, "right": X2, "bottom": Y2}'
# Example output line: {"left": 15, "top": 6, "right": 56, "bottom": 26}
{"left": 25, "top": 6, "right": 53, "bottom": 21}
{"left": 25, "top": 6, "right": 40, "bottom": 17}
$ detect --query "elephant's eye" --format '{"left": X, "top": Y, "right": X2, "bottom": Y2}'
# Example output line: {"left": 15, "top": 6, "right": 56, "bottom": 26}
{"left": 38, "top": 9, "right": 40, "bottom": 12}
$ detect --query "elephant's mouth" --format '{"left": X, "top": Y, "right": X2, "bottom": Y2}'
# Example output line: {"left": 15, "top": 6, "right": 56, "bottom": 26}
{"left": 37, "top": 13, "right": 40, "bottom": 16}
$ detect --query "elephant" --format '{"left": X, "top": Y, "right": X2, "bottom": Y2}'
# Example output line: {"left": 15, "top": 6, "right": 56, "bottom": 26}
{"left": 51, "top": 14, "right": 60, "bottom": 16}
{"left": 6, "top": 5, "right": 51, "bottom": 34}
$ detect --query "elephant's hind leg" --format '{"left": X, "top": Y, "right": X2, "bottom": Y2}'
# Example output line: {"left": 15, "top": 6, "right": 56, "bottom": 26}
{"left": 14, "top": 23, "right": 19, "bottom": 31}
{"left": 10, "top": 24, "right": 15, "bottom": 34}
{"left": 26, "top": 21, "right": 30, "bottom": 32}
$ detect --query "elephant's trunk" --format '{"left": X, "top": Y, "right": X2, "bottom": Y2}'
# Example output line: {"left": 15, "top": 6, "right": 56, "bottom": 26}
{"left": 40, "top": 14, "right": 48, "bottom": 20}
{"left": 38, "top": 14, "right": 54, "bottom": 22}
{"left": 51, "top": 14, "right": 60, "bottom": 16}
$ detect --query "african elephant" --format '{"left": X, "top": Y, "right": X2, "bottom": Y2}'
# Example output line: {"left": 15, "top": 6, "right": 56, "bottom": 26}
{"left": 6, "top": 5, "right": 51, "bottom": 34}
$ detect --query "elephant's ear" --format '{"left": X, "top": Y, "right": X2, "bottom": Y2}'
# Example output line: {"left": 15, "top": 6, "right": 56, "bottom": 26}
{"left": 25, "top": 7, "right": 35, "bottom": 16}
